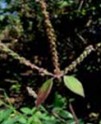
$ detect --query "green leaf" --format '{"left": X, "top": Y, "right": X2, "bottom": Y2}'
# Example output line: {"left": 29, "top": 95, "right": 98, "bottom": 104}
{"left": 53, "top": 93, "right": 67, "bottom": 108}
{"left": 0, "top": 109, "right": 13, "bottom": 122}
{"left": 20, "top": 107, "right": 32, "bottom": 115}
{"left": 58, "top": 1, "right": 69, "bottom": 8}
{"left": 2, "top": 118, "right": 15, "bottom": 124}
{"left": 18, "top": 116, "right": 27, "bottom": 124}
{"left": 59, "top": 110, "right": 73, "bottom": 119}
{"left": 35, "top": 78, "right": 53, "bottom": 107}
{"left": 63, "top": 76, "right": 85, "bottom": 97}
{"left": 0, "top": 15, "right": 5, "bottom": 21}
{"left": 52, "top": 107, "right": 73, "bottom": 119}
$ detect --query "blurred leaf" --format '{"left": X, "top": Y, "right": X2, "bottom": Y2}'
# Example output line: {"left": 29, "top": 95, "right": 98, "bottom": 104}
{"left": 0, "top": 109, "right": 13, "bottom": 122}
{"left": 32, "top": 117, "right": 42, "bottom": 124}
{"left": 18, "top": 116, "right": 27, "bottom": 124}
{"left": 35, "top": 78, "right": 53, "bottom": 107}
{"left": 0, "top": 15, "right": 5, "bottom": 21}
{"left": 59, "top": 110, "right": 73, "bottom": 119}
{"left": 2, "top": 118, "right": 15, "bottom": 124}
{"left": 58, "top": 1, "right": 69, "bottom": 8}
{"left": 64, "top": 76, "right": 85, "bottom": 97}
{"left": 20, "top": 107, "right": 32, "bottom": 115}
{"left": 52, "top": 107, "right": 73, "bottom": 119}
{"left": 27, "top": 113, "right": 42, "bottom": 124}
{"left": 53, "top": 93, "right": 67, "bottom": 108}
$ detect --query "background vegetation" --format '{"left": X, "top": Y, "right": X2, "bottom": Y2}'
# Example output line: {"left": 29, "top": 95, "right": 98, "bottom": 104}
{"left": 0, "top": 0, "right": 101, "bottom": 123}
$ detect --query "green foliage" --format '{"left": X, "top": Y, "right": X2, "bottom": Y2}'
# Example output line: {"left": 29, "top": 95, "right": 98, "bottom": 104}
{"left": 0, "top": 109, "right": 13, "bottom": 123}
{"left": 0, "top": 93, "right": 84, "bottom": 124}
{"left": 64, "top": 76, "right": 85, "bottom": 97}
{"left": 53, "top": 92, "right": 67, "bottom": 108}
{"left": 10, "top": 82, "right": 21, "bottom": 93}
{"left": 20, "top": 107, "right": 32, "bottom": 115}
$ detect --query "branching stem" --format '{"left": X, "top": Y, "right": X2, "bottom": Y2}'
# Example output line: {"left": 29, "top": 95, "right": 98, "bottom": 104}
{"left": 0, "top": 42, "right": 101, "bottom": 78}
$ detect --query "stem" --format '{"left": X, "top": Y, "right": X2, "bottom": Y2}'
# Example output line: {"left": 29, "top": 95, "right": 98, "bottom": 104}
{"left": 69, "top": 103, "right": 79, "bottom": 124}
{"left": 77, "top": 33, "right": 87, "bottom": 44}
{"left": 78, "top": 0, "right": 84, "bottom": 11}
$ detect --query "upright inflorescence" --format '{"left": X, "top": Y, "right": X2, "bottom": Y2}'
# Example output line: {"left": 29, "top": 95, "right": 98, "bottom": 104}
{"left": 38, "top": 0, "right": 61, "bottom": 74}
